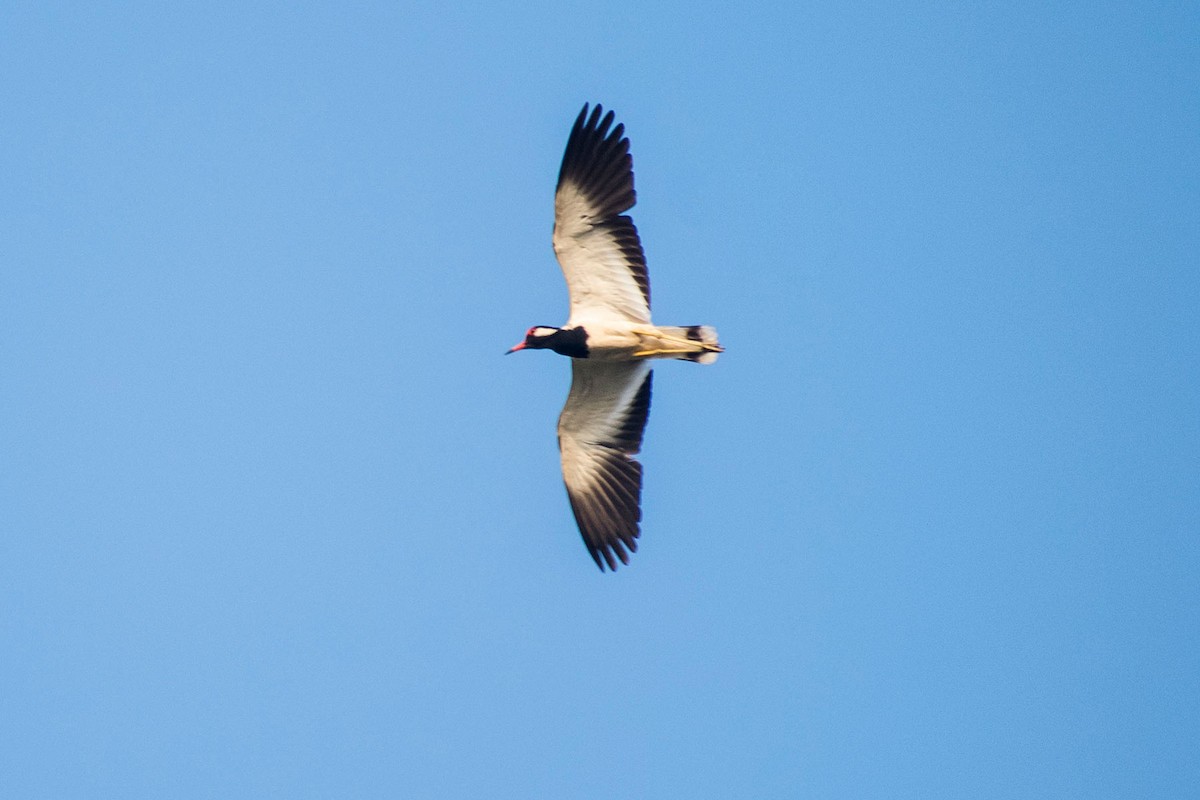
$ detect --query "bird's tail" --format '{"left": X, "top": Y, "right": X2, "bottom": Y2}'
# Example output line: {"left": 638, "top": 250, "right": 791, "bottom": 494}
{"left": 656, "top": 325, "right": 724, "bottom": 364}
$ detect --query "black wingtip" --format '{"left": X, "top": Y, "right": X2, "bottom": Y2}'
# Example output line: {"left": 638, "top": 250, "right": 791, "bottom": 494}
{"left": 557, "top": 103, "right": 634, "bottom": 207}
{"left": 579, "top": 102, "right": 611, "bottom": 134}
{"left": 574, "top": 102, "right": 590, "bottom": 132}
{"left": 588, "top": 538, "right": 636, "bottom": 573}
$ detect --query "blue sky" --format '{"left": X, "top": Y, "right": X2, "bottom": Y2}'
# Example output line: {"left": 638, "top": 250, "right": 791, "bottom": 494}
{"left": 2, "top": 2, "right": 1197, "bottom": 797}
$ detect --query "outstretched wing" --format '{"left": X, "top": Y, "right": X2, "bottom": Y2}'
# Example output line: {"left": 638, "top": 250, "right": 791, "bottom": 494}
{"left": 553, "top": 104, "right": 652, "bottom": 327}
{"left": 557, "top": 360, "right": 653, "bottom": 571}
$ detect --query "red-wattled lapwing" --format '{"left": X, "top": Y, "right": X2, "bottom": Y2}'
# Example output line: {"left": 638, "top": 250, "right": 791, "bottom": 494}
{"left": 508, "top": 103, "right": 724, "bottom": 571}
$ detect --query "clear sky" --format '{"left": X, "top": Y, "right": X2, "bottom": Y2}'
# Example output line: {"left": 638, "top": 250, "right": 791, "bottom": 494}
{"left": 2, "top": 2, "right": 1197, "bottom": 797}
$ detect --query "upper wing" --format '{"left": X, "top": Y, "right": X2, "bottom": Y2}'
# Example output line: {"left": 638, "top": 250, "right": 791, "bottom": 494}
{"left": 553, "top": 104, "right": 652, "bottom": 327}
{"left": 557, "top": 360, "right": 653, "bottom": 571}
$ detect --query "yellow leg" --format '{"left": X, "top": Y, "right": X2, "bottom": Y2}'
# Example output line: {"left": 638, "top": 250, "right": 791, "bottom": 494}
{"left": 633, "top": 347, "right": 699, "bottom": 357}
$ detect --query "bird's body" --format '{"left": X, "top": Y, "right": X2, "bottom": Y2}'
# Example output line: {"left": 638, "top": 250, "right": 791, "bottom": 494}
{"left": 508, "top": 104, "right": 723, "bottom": 571}
{"left": 516, "top": 322, "right": 722, "bottom": 363}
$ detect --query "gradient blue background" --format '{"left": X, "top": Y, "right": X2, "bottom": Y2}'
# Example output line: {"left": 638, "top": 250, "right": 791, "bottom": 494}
{"left": 3, "top": 2, "right": 1198, "bottom": 797}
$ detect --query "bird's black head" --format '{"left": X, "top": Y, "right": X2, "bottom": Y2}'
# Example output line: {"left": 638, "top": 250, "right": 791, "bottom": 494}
{"left": 505, "top": 325, "right": 589, "bottom": 358}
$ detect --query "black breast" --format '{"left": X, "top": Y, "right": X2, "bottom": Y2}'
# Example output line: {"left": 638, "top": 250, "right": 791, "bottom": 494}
{"left": 549, "top": 327, "right": 589, "bottom": 358}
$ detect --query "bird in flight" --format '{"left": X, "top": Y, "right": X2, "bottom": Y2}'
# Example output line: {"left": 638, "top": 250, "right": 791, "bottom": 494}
{"left": 508, "top": 103, "right": 724, "bottom": 571}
